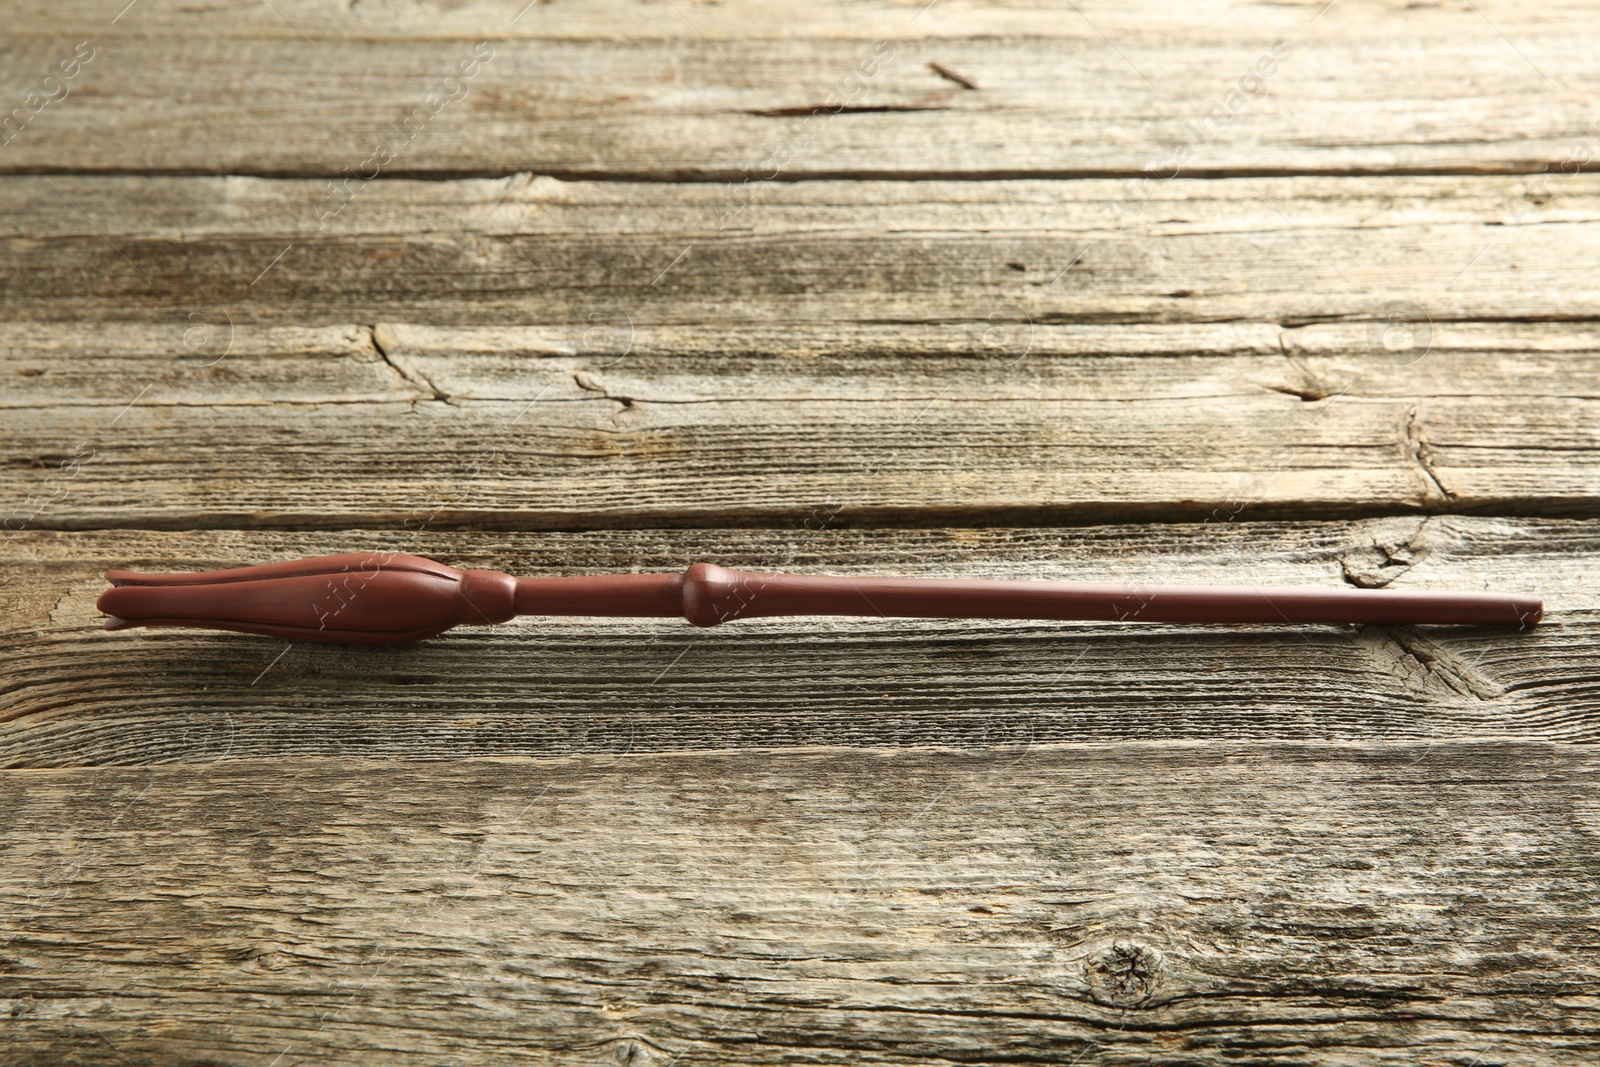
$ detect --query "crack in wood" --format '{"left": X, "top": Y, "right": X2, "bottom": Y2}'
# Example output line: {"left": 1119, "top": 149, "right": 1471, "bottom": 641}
{"left": 1339, "top": 516, "right": 1432, "bottom": 589}
{"left": 1403, "top": 402, "right": 1457, "bottom": 502}
{"left": 371, "top": 323, "right": 453, "bottom": 407}
{"left": 1357, "top": 623, "right": 1507, "bottom": 702}
{"left": 744, "top": 104, "right": 953, "bottom": 118}
{"left": 928, "top": 62, "right": 979, "bottom": 91}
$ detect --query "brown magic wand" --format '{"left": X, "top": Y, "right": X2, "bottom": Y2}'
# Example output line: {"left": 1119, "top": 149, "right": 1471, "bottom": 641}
{"left": 95, "top": 552, "right": 1543, "bottom": 644}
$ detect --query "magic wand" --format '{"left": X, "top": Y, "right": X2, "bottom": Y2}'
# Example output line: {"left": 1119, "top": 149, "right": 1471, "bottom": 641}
{"left": 95, "top": 552, "right": 1543, "bottom": 644}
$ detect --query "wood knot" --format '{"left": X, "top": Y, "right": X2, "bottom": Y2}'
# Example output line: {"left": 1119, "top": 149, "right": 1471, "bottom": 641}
{"left": 1085, "top": 940, "right": 1163, "bottom": 1007}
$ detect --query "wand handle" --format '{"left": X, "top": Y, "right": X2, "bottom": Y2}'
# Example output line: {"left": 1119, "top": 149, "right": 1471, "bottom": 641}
{"left": 97, "top": 553, "right": 1542, "bottom": 645}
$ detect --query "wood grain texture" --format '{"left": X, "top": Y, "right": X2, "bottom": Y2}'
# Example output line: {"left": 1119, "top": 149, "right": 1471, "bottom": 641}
{"left": 5, "top": 3, "right": 1597, "bottom": 1060}
{"left": 28, "top": 0, "right": 1600, "bottom": 39}
{"left": 5, "top": 319, "right": 1598, "bottom": 530}
{"left": 2, "top": 517, "right": 1586, "bottom": 767}
{"left": 5, "top": 744, "right": 1600, "bottom": 1065}
{"left": 4, "top": 1, "right": 1598, "bottom": 176}
{"left": 3, "top": 175, "right": 1599, "bottom": 326}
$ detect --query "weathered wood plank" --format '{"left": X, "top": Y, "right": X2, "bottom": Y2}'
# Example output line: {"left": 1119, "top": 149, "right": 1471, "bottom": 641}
{"left": 3, "top": 1, "right": 1597, "bottom": 176}
{"left": 29, "top": 0, "right": 1600, "bottom": 39}
{"left": 5, "top": 320, "right": 1598, "bottom": 530}
{"left": 1, "top": 517, "right": 1586, "bottom": 767}
{"left": 3, "top": 175, "right": 1596, "bottom": 327}
{"left": 12, "top": 172, "right": 1595, "bottom": 240}
{"left": 16, "top": 317, "right": 1596, "bottom": 405}
{"left": 4, "top": 744, "right": 1600, "bottom": 1064}
{"left": 0, "top": 323, "right": 408, "bottom": 407}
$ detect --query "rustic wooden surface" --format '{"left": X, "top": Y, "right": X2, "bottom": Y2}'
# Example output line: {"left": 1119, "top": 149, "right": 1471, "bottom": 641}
{"left": 4, "top": 0, "right": 1599, "bottom": 1063}
{"left": 6, "top": 0, "right": 1599, "bottom": 177}
{"left": 6, "top": 745, "right": 1600, "bottom": 1066}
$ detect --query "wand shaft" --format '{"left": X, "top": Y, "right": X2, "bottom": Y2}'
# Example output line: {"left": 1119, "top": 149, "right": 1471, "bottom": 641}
{"left": 663, "top": 564, "right": 1541, "bottom": 628}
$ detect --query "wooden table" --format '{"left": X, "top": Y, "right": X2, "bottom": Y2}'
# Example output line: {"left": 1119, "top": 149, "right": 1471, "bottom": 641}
{"left": 5, "top": 2, "right": 1598, "bottom": 1062}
